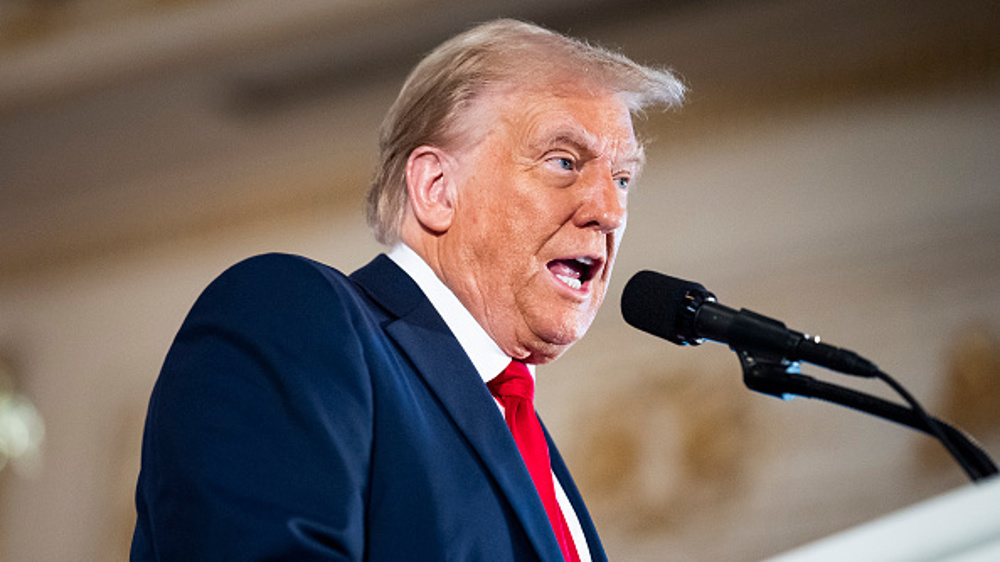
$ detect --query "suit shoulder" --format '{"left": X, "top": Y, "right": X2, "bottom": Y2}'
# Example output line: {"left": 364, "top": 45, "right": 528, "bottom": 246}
{"left": 221, "top": 252, "right": 350, "bottom": 285}
{"left": 210, "top": 252, "right": 352, "bottom": 296}
{"left": 184, "top": 253, "right": 367, "bottom": 333}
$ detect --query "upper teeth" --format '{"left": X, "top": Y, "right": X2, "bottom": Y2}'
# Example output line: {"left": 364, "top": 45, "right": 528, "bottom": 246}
{"left": 556, "top": 274, "right": 582, "bottom": 290}
{"left": 575, "top": 257, "right": 593, "bottom": 266}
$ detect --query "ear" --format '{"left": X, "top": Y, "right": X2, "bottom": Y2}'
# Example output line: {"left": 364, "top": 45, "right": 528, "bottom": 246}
{"left": 406, "top": 145, "right": 456, "bottom": 234}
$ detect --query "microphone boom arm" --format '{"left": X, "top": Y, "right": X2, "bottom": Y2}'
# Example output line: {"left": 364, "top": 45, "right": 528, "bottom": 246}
{"left": 736, "top": 349, "right": 998, "bottom": 482}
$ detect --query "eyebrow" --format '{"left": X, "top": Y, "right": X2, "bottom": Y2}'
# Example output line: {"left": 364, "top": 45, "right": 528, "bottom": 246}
{"left": 543, "top": 125, "right": 645, "bottom": 170}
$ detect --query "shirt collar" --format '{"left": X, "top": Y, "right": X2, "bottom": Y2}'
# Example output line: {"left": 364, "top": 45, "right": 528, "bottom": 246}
{"left": 387, "top": 243, "right": 533, "bottom": 383}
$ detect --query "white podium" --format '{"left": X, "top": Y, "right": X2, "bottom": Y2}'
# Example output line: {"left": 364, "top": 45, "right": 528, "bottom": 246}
{"left": 766, "top": 476, "right": 1000, "bottom": 562}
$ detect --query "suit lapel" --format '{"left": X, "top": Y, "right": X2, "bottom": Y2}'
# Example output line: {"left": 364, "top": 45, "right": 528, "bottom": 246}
{"left": 351, "top": 256, "right": 565, "bottom": 562}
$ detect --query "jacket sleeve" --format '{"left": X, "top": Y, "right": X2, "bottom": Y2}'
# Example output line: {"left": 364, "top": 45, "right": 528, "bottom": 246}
{"left": 132, "top": 254, "right": 378, "bottom": 561}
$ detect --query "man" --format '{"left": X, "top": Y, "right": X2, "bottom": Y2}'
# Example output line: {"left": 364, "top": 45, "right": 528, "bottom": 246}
{"left": 131, "top": 19, "right": 683, "bottom": 561}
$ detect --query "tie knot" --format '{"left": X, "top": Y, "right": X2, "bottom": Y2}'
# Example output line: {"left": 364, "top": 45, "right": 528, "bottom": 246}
{"left": 487, "top": 360, "right": 534, "bottom": 403}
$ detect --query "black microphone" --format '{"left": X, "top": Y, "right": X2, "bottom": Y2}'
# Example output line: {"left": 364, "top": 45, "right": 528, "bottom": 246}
{"left": 621, "top": 270, "right": 880, "bottom": 378}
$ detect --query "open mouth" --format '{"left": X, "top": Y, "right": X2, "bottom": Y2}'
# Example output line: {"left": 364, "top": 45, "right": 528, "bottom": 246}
{"left": 547, "top": 256, "right": 599, "bottom": 291}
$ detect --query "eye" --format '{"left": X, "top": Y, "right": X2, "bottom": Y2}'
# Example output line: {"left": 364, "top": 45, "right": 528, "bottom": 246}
{"left": 614, "top": 175, "right": 631, "bottom": 190}
{"left": 548, "top": 155, "right": 576, "bottom": 171}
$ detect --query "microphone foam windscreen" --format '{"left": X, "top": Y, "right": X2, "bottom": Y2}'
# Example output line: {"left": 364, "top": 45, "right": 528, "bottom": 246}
{"left": 620, "top": 270, "right": 707, "bottom": 345}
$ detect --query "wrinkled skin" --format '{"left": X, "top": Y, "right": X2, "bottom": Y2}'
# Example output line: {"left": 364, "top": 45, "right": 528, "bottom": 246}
{"left": 402, "top": 83, "right": 641, "bottom": 364}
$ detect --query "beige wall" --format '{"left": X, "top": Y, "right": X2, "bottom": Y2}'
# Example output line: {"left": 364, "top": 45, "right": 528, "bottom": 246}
{"left": 544, "top": 85, "right": 1000, "bottom": 560}
{"left": 1, "top": 1, "right": 998, "bottom": 560}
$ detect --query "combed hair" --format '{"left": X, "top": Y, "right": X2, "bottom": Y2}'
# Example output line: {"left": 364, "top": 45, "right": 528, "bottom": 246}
{"left": 366, "top": 19, "right": 685, "bottom": 245}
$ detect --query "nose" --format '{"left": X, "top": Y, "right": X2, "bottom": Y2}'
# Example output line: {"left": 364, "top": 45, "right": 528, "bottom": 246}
{"left": 575, "top": 169, "right": 626, "bottom": 232}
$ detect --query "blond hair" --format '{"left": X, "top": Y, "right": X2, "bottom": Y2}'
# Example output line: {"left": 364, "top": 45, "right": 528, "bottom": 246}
{"left": 366, "top": 19, "right": 685, "bottom": 245}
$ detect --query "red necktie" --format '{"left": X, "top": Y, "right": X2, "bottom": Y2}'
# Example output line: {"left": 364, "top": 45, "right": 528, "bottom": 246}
{"left": 488, "top": 360, "right": 581, "bottom": 562}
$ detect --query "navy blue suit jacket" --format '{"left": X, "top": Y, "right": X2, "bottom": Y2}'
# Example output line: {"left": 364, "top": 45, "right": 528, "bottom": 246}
{"left": 131, "top": 253, "right": 606, "bottom": 561}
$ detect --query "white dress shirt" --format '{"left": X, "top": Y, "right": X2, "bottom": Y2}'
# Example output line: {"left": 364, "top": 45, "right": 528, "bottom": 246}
{"left": 388, "top": 244, "right": 591, "bottom": 561}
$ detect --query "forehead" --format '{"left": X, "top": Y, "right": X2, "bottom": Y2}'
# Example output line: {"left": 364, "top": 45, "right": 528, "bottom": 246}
{"left": 475, "top": 83, "right": 642, "bottom": 164}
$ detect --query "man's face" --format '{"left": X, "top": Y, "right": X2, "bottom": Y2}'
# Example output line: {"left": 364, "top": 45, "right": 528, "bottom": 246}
{"left": 439, "top": 84, "right": 641, "bottom": 364}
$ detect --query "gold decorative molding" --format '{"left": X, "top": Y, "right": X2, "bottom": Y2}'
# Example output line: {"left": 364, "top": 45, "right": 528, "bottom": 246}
{"left": 573, "top": 368, "right": 762, "bottom": 535}
{"left": 917, "top": 321, "right": 1000, "bottom": 473}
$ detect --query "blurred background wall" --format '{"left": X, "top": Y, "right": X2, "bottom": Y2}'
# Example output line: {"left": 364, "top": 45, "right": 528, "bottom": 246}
{"left": 0, "top": 0, "right": 998, "bottom": 560}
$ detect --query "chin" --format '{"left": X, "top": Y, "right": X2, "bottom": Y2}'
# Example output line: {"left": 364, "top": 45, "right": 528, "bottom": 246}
{"left": 519, "top": 309, "right": 595, "bottom": 362}
{"left": 540, "top": 323, "right": 590, "bottom": 352}
{"left": 525, "top": 341, "right": 573, "bottom": 365}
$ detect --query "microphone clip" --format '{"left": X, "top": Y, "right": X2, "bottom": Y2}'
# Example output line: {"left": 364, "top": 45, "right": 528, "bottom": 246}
{"left": 736, "top": 348, "right": 807, "bottom": 402}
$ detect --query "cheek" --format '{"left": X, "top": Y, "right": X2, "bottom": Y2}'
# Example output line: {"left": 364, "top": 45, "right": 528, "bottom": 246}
{"left": 478, "top": 194, "right": 550, "bottom": 258}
